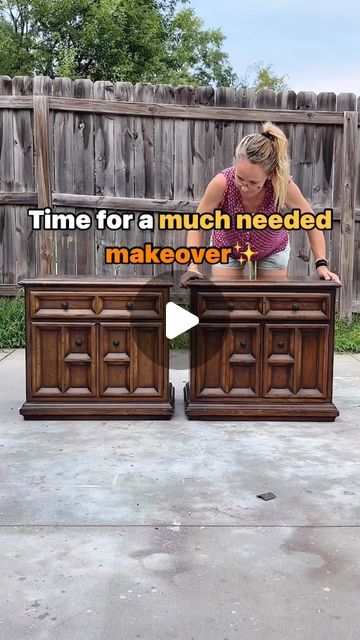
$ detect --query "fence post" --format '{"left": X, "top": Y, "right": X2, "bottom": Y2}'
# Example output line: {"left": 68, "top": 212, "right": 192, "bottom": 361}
{"left": 33, "top": 95, "right": 55, "bottom": 275}
{"left": 339, "top": 111, "right": 357, "bottom": 322}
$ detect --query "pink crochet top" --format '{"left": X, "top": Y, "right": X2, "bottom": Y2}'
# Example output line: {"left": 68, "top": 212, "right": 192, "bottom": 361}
{"left": 210, "top": 166, "right": 290, "bottom": 261}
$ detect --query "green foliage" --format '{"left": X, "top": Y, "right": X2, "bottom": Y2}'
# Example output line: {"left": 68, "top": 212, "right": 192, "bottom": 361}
{"left": 0, "top": 296, "right": 25, "bottom": 349}
{"left": 0, "top": 0, "right": 238, "bottom": 86}
{"left": 239, "top": 60, "right": 290, "bottom": 92}
{"left": 334, "top": 313, "right": 360, "bottom": 353}
{"left": 170, "top": 330, "right": 189, "bottom": 350}
{"left": 169, "top": 302, "right": 190, "bottom": 349}
{"left": 161, "top": 8, "right": 238, "bottom": 87}
{"left": 0, "top": 10, "right": 36, "bottom": 75}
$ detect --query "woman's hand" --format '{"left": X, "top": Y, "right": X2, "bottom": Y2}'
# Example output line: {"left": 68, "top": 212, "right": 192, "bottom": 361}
{"left": 316, "top": 265, "right": 341, "bottom": 284}
{"left": 180, "top": 268, "right": 208, "bottom": 288}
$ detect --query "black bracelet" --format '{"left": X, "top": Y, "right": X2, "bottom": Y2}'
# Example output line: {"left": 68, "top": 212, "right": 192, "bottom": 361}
{"left": 315, "top": 258, "right": 328, "bottom": 269}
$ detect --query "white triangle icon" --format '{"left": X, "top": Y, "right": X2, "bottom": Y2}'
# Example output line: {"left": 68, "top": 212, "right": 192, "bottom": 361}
{"left": 166, "top": 302, "right": 199, "bottom": 339}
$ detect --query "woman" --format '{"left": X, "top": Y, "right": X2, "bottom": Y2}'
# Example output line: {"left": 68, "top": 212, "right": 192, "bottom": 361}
{"left": 180, "top": 121, "right": 341, "bottom": 287}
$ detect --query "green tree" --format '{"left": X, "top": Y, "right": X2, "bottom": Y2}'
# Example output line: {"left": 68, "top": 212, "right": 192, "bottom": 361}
{"left": 239, "top": 61, "right": 290, "bottom": 91}
{"left": 0, "top": 0, "right": 238, "bottom": 86}
{"left": 0, "top": 1, "right": 37, "bottom": 75}
{"left": 160, "top": 8, "right": 238, "bottom": 87}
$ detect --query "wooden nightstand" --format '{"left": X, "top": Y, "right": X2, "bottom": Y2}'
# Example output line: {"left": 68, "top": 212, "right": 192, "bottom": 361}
{"left": 184, "top": 277, "right": 341, "bottom": 421}
{"left": 19, "top": 277, "right": 174, "bottom": 420}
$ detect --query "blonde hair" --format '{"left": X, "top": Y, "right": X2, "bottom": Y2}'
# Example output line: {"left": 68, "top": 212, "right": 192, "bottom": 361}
{"left": 235, "top": 122, "right": 289, "bottom": 209}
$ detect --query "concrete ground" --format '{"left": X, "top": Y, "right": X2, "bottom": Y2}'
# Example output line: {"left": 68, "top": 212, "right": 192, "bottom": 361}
{"left": 0, "top": 348, "right": 360, "bottom": 640}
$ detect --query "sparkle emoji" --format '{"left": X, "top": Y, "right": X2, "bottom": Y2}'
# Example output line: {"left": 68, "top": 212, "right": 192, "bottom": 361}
{"left": 241, "top": 242, "right": 258, "bottom": 262}
{"left": 233, "top": 242, "right": 246, "bottom": 266}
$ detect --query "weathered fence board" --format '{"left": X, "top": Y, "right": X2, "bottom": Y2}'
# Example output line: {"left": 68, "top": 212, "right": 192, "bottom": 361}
{"left": 113, "top": 81, "right": 135, "bottom": 278}
{"left": 33, "top": 77, "right": 54, "bottom": 275}
{"left": 133, "top": 83, "right": 155, "bottom": 277}
{"left": 234, "top": 88, "right": 256, "bottom": 150}
{"left": 13, "top": 76, "right": 36, "bottom": 282}
{"left": 73, "top": 79, "right": 95, "bottom": 275}
{"left": 173, "top": 86, "right": 195, "bottom": 286}
{"left": 193, "top": 86, "right": 215, "bottom": 278}
{"left": 211, "top": 86, "right": 237, "bottom": 276}
{"left": 289, "top": 92, "right": 317, "bottom": 277}
{"left": 153, "top": 83, "right": 175, "bottom": 277}
{"left": 256, "top": 90, "right": 276, "bottom": 134}
{"left": 354, "top": 219, "right": 360, "bottom": 304}
{"left": 94, "top": 79, "right": 116, "bottom": 276}
{"left": 275, "top": 90, "right": 296, "bottom": 158}
{"left": 214, "top": 87, "right": 235, "bottom": 175}
{"left": 114, "top": 82, "right": 134, "bottom": 198}
{"left": 339, "top": 112, "right": 357, "bottom": 321}
{"left": 331, "top": 93, "right": 357, "bottom": 286}
{"left": 45, "top": 98, "right": 353, "bottom": 124}
{"left": 0, "top": 76, "right": 16, "bottom": 285}
{"left": 355, "top": 97, "right": 360, "bottom": 305}
{"left": 53, "top": 76, "right": 77, "bottom": 275}
{"left": 193, "top": 86, "right": 215, "bottom": 200}
{"left": 312, "top": 92, "right": 336, "bottom": 273}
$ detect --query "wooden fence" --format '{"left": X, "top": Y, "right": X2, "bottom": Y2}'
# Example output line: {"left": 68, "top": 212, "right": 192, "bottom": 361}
{"left": 0, "top": 75, "right": 359, "bottom": 319}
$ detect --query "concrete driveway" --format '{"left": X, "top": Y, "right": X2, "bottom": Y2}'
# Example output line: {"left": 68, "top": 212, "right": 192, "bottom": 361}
{"left": 1, "top": 348, "right": 360, "bottom": 639}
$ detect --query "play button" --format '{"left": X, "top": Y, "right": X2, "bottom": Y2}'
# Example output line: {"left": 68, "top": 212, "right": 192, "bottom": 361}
{"left": 132, "top": 267, "right": 228, "bottom": 370}
{"left": 165, "top": 302, "right": 199, "bottom": 339}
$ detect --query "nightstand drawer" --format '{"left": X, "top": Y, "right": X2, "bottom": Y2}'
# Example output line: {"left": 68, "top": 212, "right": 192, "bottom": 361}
{"left": 30, "top": 292, "right": 96, "bottom": 318}
{"left": 263, "top": 294, "right": 331, "bottom": 320}
{"left": 197, "top": 292, "right": 263, "bottom": 320}
{"left": 97, "top": 292, "right": 163, "bottom": 320}
{"left": 30, "top": 291, "right": 164, "bottom": 320}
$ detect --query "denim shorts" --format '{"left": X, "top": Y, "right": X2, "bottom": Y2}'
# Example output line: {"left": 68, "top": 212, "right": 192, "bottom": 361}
{"left": 212, "top": 241, "right": 291, "bottom": 270}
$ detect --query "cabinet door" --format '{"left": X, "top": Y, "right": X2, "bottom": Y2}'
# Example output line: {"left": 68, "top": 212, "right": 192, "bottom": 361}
{"left": 193, "top": 324, "right": 261, "bottom": 398}
{"left": 31, "top": 322, "right": 96, "bottom": 397}
{"left": 263, "top": 324, "right": 329, "bottom": 399}
{"left": 99, "top": 323, "right": 165, "bottom": 398}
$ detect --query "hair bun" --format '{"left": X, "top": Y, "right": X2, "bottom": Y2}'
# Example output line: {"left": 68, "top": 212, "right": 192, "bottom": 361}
{"left": 261, "top": 131, "right": 275, "bottom": 141}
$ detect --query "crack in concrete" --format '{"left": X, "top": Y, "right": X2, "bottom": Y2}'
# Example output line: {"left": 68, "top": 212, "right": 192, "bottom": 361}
{"left": 0, "top": 348, "right": 17, "bottom": 363}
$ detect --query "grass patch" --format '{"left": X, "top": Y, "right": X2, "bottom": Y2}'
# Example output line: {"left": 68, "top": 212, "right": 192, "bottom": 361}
{"left": 0, "top": 295, "right": 25, "bottom": 348}
{"left": 170, "top": 302, "right": 190, "bottom": 350}
{"left": 0, "top": 297, "right": 359, "bottom": 353}
{"left": 334, "top": 313, "right": 360, "bottom": 352}
{"left": 170, "top": 330, "right": 190, "bottom": 350}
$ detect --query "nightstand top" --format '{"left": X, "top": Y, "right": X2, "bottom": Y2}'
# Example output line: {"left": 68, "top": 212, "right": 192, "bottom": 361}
{"left": 18, "top": 276, "right": 174, "bottom": 287}
{"left": 186, "top": 276, "right": 342, "bottom": 289}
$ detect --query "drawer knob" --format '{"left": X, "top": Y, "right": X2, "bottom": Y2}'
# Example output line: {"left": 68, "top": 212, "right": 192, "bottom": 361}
{"left": 240, "top": 340, "right": 247, "bottom": 348}
{"left": 126, "top": 301, "right": 133, "bottom": 310}
{"left": 292, "top": 303, "right": 300, "bottom": 311}
{"left": 61, "top": 300, "right": 69, "bottom": 309}
{"left": 113, "top": 339, "right": 120, "bottom": 347}
{"left": 277, "top": 341, "right": 285, "bottom": 348}
{"left": 75, "top": 338, "right": 83, "bottom": 347}
{"left": 227, "top": 302, "right": 235, "bottom": 311}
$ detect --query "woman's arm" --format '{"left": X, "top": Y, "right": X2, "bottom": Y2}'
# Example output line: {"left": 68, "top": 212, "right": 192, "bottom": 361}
{"left": 179, "top": 173, "right": 226, "bottom": 287}
{"left": 285, "top": 180, "right": 341, "bottom": 283}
